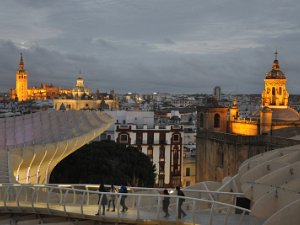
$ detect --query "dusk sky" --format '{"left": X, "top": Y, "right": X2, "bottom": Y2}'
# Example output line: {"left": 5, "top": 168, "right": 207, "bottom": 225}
{"left": 1, "top": 0, "right": 300, "bottom": 94}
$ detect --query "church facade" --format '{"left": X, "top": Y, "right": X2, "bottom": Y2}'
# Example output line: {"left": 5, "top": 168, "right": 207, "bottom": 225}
{"left": 196, "top": 52, "right": 300, "bottom": 182}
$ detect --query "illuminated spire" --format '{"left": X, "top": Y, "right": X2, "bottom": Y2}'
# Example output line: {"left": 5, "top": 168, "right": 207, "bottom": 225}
{"left": 19, "top": 53, "right": 25, "bottom": 71}
{"left": 233, "top": 97, "right": 237, "bottom": 106}
{"left": 272, "top": 50, "right": 280, "bottom": 71}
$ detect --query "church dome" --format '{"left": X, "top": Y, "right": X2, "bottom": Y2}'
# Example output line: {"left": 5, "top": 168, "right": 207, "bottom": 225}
{"left": 252, "top": 107, "right": 300, "bottom": 122}
{"left": 271, "top": 108, "right": 300, "bottom": 122}
{"left": 265, "top": 52, "right": 286, "bottom": 79}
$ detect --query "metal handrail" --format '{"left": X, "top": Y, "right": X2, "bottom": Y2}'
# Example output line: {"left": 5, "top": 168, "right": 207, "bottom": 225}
{"left": 0, "top": 183, "right": 254, "bottom": 225}
{"left": 45, "top": 183, "right": 245, "bottom": 196}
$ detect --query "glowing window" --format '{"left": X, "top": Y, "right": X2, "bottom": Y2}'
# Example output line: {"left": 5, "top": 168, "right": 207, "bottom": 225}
{"left": 147, "top": 147, "right": 153, "bottom": 158}
{"left": 272, "top": 87, "right": 275, "bottom": 95}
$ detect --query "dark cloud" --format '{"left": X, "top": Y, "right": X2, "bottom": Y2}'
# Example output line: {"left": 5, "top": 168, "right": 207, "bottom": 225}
{"left": 0, "top": 0, "right": 300, "bottom": 94}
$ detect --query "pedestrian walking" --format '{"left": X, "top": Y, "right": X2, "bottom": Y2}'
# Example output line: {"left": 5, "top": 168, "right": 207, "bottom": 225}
{"left": 107, "top": 184, "right": 117, "bottom": 212}
{"left": 119, "top": 184, "right": 128, "bottom": 212}
{"left": 176, "top": 186, "right": 186, "bottom": 219}
{"left": 96, "top": 183, "right": 107, "bottom": 216}
{"left": 162, "top": 189, "right": 170, "bottom": 217}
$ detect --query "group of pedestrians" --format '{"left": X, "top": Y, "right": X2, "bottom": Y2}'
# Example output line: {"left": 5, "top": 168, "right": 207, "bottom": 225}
{"left": 96, "top": 184, "right": 187, "bottom": 219}
{"left": 96, "top": 184, "right": 128, "bottom": 216}
{"left": 162, "top": 186, "right": 186, "bottom": 219}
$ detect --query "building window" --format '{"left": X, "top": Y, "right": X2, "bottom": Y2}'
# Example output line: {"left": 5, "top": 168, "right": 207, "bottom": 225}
{"left": 214, "top": 114, "right": 220, "bottom": 128}
{"left": 159, "top": 132, "right": 166, "bottom": 144}
{"left": 186, "top": 168, "right": 190, "bottom": 176}
{"left": 272, "top": 87, "right": 275, "bottom": 95}
{"left": 199, "top": 113, "right": 204, "bottom": 128}
{"left": 279, "top": 87, "right": 282, "bottom": 95}
{"left": 147, "top": 132, "right": 154, "bottom": 145}
{"left": 159, "top": 162, "right": 165, "bottom": 173}
{"left": 147, "top": 147, "right": 153, "bottom": 158}
{"left": 159, "top": 146, "right": 165, "bottom": 159}
{"left": 136, "top": 132, "right": 143, "bottom": 145}
{"left": 173, "top": 134, "right": 180, "bottom": 142}
{"left": 120, "top": 134, "right": 128, "bottom": 143}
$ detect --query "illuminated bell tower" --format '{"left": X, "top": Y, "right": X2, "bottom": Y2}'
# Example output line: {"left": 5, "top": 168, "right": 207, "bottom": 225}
{"left": 15, "top": 53, "right": 28, "bottom": 101}
{"left": 261, "top": 51, "right": 289, "bottom": 108}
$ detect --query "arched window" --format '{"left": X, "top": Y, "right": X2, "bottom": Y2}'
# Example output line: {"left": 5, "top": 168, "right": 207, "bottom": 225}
{"left": 272, "top": 87, "right": 276, "bottom": 95}
{"left": 199, "top": 113, "right": 204, "bottom": 128}
{"left": 214, "top": 114, "right": 220, "bottom": 128}
{"left": 279, "top": 87, "right": 282, "bottom": 95}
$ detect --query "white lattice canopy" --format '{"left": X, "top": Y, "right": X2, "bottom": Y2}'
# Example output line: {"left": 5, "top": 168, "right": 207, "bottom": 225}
{"left": 0, "top": 110, "right": 113, "bottom": 184}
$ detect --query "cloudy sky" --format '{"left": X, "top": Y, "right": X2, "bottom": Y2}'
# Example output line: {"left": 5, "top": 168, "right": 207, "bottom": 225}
{"left": 1, "top": 0, "right": 300, "bottom": 94}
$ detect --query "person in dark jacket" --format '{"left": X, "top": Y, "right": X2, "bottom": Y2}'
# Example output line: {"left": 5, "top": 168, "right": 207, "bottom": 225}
{"left": 162, "top": 189, "right": 170, "bottom": 217}
{"left": 96, "top": 183, "right": 107, "bottom": 215}
{"left": 119, "top": 184, "right": 128, "bottom": 212}
{"left": 176, "top": 186, "right": 186, "bottom": 219}
{"left": 107, "top": 184, "right": 117, "bottom": 212}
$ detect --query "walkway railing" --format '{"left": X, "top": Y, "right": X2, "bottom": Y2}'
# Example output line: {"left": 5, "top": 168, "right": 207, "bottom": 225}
{"left": 0, "top": 183, "right": 263, "bottom": 225}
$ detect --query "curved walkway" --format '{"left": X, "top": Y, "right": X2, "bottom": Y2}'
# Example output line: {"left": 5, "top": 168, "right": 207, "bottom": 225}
{"left": 0, "top": 183, "right": 262, "bottom": 225}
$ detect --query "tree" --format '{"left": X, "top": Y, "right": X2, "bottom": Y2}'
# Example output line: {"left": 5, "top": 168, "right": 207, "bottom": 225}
{"left": 50, "top": 141, "right": 156, "bottom": 187}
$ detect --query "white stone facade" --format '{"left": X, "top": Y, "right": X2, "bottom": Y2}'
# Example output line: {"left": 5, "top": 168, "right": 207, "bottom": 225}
{"left": 115, "top": 123, "right": 183, "bottom": 188}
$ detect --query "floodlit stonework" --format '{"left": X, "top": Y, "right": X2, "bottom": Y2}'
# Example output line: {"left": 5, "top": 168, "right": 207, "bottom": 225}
{"left": 196, "top": 52, "right": 300, "bottom": 182}
{"left": 0, "top": 110, "right": 113, "bottom": 184}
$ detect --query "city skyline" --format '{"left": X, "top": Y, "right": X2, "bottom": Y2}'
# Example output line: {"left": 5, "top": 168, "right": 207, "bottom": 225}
{"left": 0, "top": 0, "right": 300, "bottom": 94}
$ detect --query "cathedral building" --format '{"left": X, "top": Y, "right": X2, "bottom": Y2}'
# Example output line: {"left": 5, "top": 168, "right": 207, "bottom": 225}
{"left": 53, "top": 75, "right": 119, "bottom": 111}
{"left": 196, "top": 52, "right": 300, "bottom": 182}
{"left": 10, "top": 53, "right": 119, "bottom": 110}
{"left": 10, "top": 53, "right": 72, "bottom": 101}
{"left": 71, "top": 73, "right": 90, "bottom": 98}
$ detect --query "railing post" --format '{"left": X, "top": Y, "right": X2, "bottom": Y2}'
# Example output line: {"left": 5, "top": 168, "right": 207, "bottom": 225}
{"left": 16, "top": 185, "right": 23, "bottom": 209}
{"left": 192, "top": 199, "right": 196, "bottom": 225}
{"left": 85, "top": 186, "right": 89, "bottom": 205}
{"left": 80, "top": 191, "right": 85, "bottom": 215}
{"left": 59, "top": 188, "right": 63, "bottom": 204}
{"left": 3, "top": 185, "right": 10, "bottom": 209}
{"left": 117, "top": 193, "right": 121, "bottom": 219}
{"left": 46, "top": 187, "right": 54, "bottom": 214}
{"left": 137, "top": 195, "right": 141, "bottom": 219}
{"left": 176, "top": 197, "right": 179, "bottom": 222}
{"left": 72, "top": 185, "right": 76, "bottom": 204}
{"left": 156, "top": 195, "right": 161, "bottom": 220}
{"left": 31, "top": 186, "right": 37, "bottom": 213}
{"left": 63, "top": 189, "right": 70, "bottom": 216}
